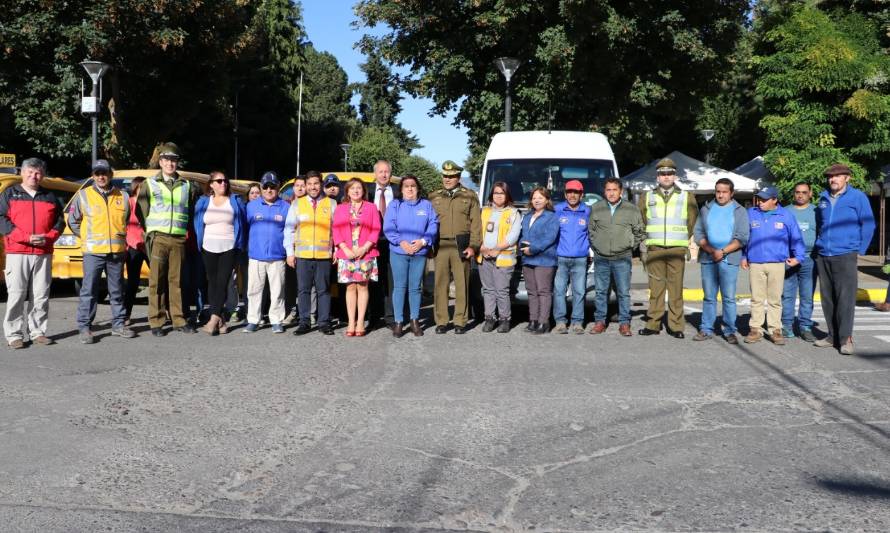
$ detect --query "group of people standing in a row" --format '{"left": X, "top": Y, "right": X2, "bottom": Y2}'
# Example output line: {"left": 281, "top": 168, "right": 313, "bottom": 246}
{"left": 0, "top": 150, "right": 877, "bottom": 356}
{"left": 635, "top": 158, "right": 875, "bottom": 356}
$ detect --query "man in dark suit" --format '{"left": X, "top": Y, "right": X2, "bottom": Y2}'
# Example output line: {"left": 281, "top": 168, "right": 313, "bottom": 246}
{"left": 370, "top": 159, "right": 400, "bottom": 329}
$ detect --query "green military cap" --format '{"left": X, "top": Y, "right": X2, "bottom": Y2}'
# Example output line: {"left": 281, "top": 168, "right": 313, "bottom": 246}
{"left": 656, "top": 158, "right": 676, "bottom": 172}
{"left": 441, "top": 160, "right": 463, "bottom": 176}
{"left": 158, "top": 142, "right": 181, "bottom": 159}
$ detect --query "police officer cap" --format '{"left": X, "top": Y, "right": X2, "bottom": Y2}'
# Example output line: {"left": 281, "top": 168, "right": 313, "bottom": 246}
{"left": 158, "top": 142, "right": 180, "bottom": 159}
{"left": 441, "top": 160, "right": 463, "bottom": 176}
{"left": 323, "top": 173, "right": 341, "bottom": 187}
{"left": 656, "top": 158, "right": 676, "bottom": 173}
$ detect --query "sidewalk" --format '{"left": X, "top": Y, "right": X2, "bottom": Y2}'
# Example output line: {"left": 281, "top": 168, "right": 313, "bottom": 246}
{"left": 630, "top": 255, "right": 888, "bottom": 303}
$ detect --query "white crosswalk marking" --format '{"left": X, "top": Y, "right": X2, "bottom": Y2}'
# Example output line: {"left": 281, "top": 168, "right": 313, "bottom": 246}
{"left": 809, "top": 309, "right": 890, "bottom": 343}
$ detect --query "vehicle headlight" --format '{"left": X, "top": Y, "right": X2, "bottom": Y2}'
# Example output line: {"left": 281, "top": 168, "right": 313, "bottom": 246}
{"left": 56, "top": 235, "right": 79, "bottom": 247}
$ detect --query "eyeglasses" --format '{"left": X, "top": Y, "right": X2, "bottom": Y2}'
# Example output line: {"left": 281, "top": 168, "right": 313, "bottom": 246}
{"left": 261, "top": 184, "right": 279, "bottom": 190}
{"left": 211, "top": 179, "right": 227, "bottom": 184}
{"left": 492, "top": 191, "right": 505, "bottom": 195}
{"left": 657, "top": 171, "right": 675, "bottom": 176}
{"left": 565, "top": 190, "right": 582, "bottom": 194}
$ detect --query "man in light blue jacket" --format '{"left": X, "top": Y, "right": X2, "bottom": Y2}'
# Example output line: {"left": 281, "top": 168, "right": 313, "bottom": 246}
{"left": 692, "top": 178, "right": 749, "bottom": 344}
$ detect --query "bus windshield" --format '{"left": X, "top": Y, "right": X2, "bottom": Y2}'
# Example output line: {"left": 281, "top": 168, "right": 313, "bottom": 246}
{"left": 482, "top": 158, "right": 614, "bottom": 206}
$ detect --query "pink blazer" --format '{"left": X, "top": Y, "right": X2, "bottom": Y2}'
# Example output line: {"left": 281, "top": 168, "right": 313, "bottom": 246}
{"left": 332, "top": 200, "right": 381, "bottom": 260}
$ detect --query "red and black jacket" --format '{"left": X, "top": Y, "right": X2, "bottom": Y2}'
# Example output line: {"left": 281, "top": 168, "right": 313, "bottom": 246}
{"left": 0, "top": 184, "right": 65, "bottom": 255}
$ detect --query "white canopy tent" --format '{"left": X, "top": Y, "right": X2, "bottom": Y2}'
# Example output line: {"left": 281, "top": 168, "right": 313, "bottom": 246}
{"left": 733, "top": 156, "right": 775, "bottom": 188}
{"left": 623, "top": 151, "right": 759, "bottom": 195}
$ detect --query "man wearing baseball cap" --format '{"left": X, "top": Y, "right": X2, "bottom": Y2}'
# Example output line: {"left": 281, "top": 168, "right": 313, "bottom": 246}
{"left": 552, "top": 179, "right": 594, "bottom": 334}
{"left": 741, "top": 186, "right": 805, "bottom": 345}
{"left": 67, "top": 160, "right": 136, "bottom": 343}
{"left": 323, "top": 174, "right": 342, "bottom": 202}
{"left": 813, "top": 163, "right": 875, "bottom": 355}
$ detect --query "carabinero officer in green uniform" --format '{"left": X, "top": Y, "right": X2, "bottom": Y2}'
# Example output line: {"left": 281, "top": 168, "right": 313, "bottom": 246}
{"left": 136, "top": 142, "right": 200, "bottom": 336}
{"left": 638, "top": 158, "right": 699, "bottom": 338}
{"left": 429, "top": 160, "right": 482, "bottom": 334}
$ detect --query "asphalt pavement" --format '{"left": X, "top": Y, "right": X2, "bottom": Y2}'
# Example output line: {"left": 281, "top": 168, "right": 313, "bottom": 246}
{"left": 1, "top": 290, "right": 890, "bottom": 531}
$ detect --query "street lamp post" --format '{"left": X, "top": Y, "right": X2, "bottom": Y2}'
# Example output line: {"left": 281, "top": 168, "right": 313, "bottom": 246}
{"left": 80, "top": 60, "right": 110, "bottom": 166}
{"left": 340, "top": 143, "right": 351, "bottom": 172}
{"left": 701, "top": 128, "right": 716, "bottom": 165}
{"left": 494, "top": 57, "right": 520, "bottom": 132}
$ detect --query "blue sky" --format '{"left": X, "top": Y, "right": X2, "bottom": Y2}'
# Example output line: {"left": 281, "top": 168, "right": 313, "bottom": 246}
{"left": 300, "top": 1, "right": 469, "bottom": 168}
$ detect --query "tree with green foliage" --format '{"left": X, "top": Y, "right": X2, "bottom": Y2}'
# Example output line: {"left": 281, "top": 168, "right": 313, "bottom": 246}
{"left": 753, "top": 3, "right": 890, "bottom": 196}
{"left": 399, "top": 154, "right": 440, "bottom": 195}
{"left": 358, "top": 49, "right": 418, "bottom": 152}
{"left": 347, "top": 126, "right": 404, "bottom": 173}
{"left": 0, "top": 0, "right": 360, "bottom": 179}
{"left": 299, "top": 45, "right": 359, "bottom": 173}
{"left": 695, "top": 31, "right": 764, "bottom": 170}
{"left": 345, "top": 126, "right": 439, "bottom": 194}
{"left": 0, "top": 0, "right": 259, "bottom": 172}
{"left": 355, "top": 0, "right": 749, "bottom": 173}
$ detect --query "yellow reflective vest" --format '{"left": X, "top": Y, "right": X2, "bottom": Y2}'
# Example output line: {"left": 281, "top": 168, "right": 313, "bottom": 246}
{"left": 145, "top": 178, "right": 190, "bottom": 236}
{"left": 77, "top": 186, "right": 128, "bottom": 254}
{"left": 294, "top": 195, "right": 334, "bottom": 259}
{"left": 478, "top": 206, "right": 518, "bottom": 267}
{"left": 645, "top": 189, "right": 689, "bottom": 247}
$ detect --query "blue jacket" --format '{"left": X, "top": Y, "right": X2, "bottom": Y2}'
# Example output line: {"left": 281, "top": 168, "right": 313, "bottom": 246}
{"left": 693, "top": 199, "right": 749, "bottom": 265}
{"left": 554, "top": 201, "right": 591, "bottom": 257}
{"left": 742, "top": 205, "right": 806, "bottom": 264}
{"left": 245, "top": 197, "right": 290, "bottom": 261}
{"left": 383, "top": 198, "right": 439, "bottom": 256}
{"left": 815, "top": 186, "right": 875, "bottom": 256}
{"left": 519, "top": 209, "right": 560, "bottom": 267}
{"left": 193, "top": 195, "right": 246, "bottom": 252}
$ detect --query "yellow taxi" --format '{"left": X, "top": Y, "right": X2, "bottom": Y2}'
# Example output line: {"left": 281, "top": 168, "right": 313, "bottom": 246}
{"left": 0, "top": 174, "right": 82, "bottom": 281}
{"left": 52, "top": 169, "right": 217, "bottom": 283}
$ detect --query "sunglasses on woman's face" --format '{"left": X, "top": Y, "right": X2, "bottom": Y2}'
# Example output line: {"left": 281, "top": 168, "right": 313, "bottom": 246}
{"left": 211, "top": 179, "right": 227, "bottom": 184}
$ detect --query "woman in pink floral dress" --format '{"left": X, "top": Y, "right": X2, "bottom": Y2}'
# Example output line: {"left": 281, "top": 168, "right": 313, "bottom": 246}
{"left": 332, "top": 178, "right": 381, "bottom": 336}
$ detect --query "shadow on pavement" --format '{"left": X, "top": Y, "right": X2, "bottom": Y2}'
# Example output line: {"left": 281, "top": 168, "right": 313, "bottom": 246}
{"left": 727, "top": 342, "right": 890, "bottom": 455}
{"left": 815, "top": 476, "right": 890, "bottom": 500}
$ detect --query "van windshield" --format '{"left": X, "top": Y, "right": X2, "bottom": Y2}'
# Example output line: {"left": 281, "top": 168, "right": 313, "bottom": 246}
{"left": 482, "top": 158, "right": 615, "bottom": 207}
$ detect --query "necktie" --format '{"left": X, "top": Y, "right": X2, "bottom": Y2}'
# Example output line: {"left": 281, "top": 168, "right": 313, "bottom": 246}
{"left": 377, "top": 188, "right": 387, "bottom": 216}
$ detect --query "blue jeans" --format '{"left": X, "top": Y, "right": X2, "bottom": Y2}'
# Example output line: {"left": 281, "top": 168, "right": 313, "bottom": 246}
{"left": 782, "top": 255, "right": 816, "bottom": 330}
{"left": 594, "top": 256, "right": 631, "bottom": 324}
{"left": 553, "top": 256, "right": 587, "bottom": 325}
{"left": 390, "top": 252, "right": 426, "bottom": 322}
{"left": 77, "top": 253, "right": 127, "bottom": 330}
{"left": 700, "top": 260, "right": 739, "bottom": 335}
